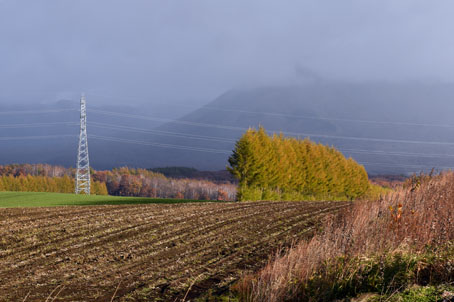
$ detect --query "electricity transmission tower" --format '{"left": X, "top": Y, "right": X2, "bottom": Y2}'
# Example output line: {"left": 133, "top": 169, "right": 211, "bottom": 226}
{"left": 75, "top": 94, "right": 90, "bottom": 195}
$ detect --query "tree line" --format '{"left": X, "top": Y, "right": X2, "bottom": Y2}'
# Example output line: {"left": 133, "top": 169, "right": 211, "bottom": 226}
{"left": 228, "top": 127, "right": 370, "bottom": 201}
{"left": 0, "top": 164, "right": 237, "bottom": 201}
{"left": 0, "top": 174, "right": 108, "bottom": 195}
{"left": 93, "top": 167, "right": 236, "bottom": 201}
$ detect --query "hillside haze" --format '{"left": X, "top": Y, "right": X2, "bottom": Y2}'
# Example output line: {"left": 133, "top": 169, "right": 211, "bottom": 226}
{"left": 152, "top": 82, "right": 454, "bottom": 174}
{"left": 2, "top": 82, "right": 454, "bottom": 175}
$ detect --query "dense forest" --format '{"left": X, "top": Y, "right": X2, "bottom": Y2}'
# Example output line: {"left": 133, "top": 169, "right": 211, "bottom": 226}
{"left": 228, "top": 127, "right": 370, "bottom": 201}
{"left": 0, "top": 164, "right": 237, "bottom": 201}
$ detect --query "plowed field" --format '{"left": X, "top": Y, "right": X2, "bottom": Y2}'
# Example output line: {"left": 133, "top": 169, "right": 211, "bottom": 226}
{"left": 0, "top": 201, "right": 349, "bottom": 301}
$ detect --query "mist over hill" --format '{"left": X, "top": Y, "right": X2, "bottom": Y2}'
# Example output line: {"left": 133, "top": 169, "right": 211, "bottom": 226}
{"left": 149, "top": 82, "right": 454, "bottom": 175}
{"left": 2, "top": 81, "right": 454, "bottom": 175}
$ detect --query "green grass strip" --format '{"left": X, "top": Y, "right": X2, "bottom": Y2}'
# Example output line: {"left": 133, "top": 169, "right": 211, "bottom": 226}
{"left": 0, "top": 191, "right": 224, "bottom": 208}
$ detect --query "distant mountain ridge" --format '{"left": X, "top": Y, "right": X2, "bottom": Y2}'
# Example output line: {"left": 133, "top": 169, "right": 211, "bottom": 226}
{"left": 2, "top": 81, "right": 454, "bottom": 174}
{"left": 151, "top": 82, "right": 454, "bottom": 174}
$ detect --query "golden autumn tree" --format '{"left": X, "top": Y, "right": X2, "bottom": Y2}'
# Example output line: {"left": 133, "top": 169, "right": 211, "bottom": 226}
{"left": 228, "top": 127, "right": 370, "bottom": 201}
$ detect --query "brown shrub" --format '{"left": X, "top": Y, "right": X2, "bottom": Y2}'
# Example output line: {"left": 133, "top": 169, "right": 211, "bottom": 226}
{"left": 235, "top": 172, "right": 454, "bottom": 302}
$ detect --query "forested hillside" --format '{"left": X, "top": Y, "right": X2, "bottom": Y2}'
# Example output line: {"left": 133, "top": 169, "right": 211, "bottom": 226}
{"left": 228, "top": 127, "right": 370, "bottom": 201}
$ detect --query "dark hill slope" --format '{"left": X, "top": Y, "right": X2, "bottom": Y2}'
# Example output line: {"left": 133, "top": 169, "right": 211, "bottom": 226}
{"left": 150, "top": 82, "right": 454, "bottom": 174}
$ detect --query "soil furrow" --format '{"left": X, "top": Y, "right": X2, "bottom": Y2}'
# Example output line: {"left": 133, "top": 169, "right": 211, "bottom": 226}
{"left": 0, "top": 201, "right": 350, "bottom": 302}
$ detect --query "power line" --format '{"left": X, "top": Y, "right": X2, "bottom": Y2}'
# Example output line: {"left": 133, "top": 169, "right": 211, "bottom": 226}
{"left": 0, "top": 109, "right": 76, "bottom": 115}
{"left": 2, "top": 93, "right": 454, "bottom": 129}
{"left": 1, "top": 114, "right": 454, "bottom": 161}
{"left": 89, "top": 108, "right": 245, "bottom": 131}
{"left": 0, "top": 134, "right": 76, "bottom": 141}
{"left": 0, "top": 122, "right": 78, "bottom": 129}
{"left": 89, "top": 109, "right": 454, "bottom": 146}
{"left": 0, "top": 133, "right": 451, "bottom": 170}
{"left": 89, "top": 93, "right": 454, "bottom": 129}
{"left": 89, "top": 135, "right": 453, "bottom": 169}
{"left": 86, "top": 119, "right": 454, "bottom": 159}
{"left": 1, "top": 101, "right": 454, "bottom": 170}
{"left": 89, "top": 122, "right": 454, "bottom": 159}
{"left": 196, "top": 107, "right": 454, "bottom": 128}
{"left": 89, "top": 135, "right": 232, "bottom": 154}
{"left": 90, "top": 135, "right": 454, "bottom": 169}
{"left": 0, "top": 117, "right": 452, "bottom": 159}
{"left": 89, "top": 122, "right": 237, "bottom": 143}
{"left": 340, "top": 148, "right": 454, "bottom": 159}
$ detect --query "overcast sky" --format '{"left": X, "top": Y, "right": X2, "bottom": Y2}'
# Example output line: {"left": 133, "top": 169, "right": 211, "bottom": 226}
{"left": 1, "top": 0, "right": 453, "bottom": 106}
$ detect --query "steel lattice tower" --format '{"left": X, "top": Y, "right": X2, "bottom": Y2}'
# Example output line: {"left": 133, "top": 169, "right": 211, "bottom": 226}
{"left": 75, "top": 94, "right": 90, "bottom": 195}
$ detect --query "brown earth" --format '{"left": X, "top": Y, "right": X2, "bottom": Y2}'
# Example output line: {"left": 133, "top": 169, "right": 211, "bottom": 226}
{"left": 0, "top": 201, "right": 349, "bottom": 301}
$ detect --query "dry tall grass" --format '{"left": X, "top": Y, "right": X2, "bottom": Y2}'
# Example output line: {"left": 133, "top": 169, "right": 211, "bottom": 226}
{"left": 235, "top": 172, "right": 454, "bottom": 301}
